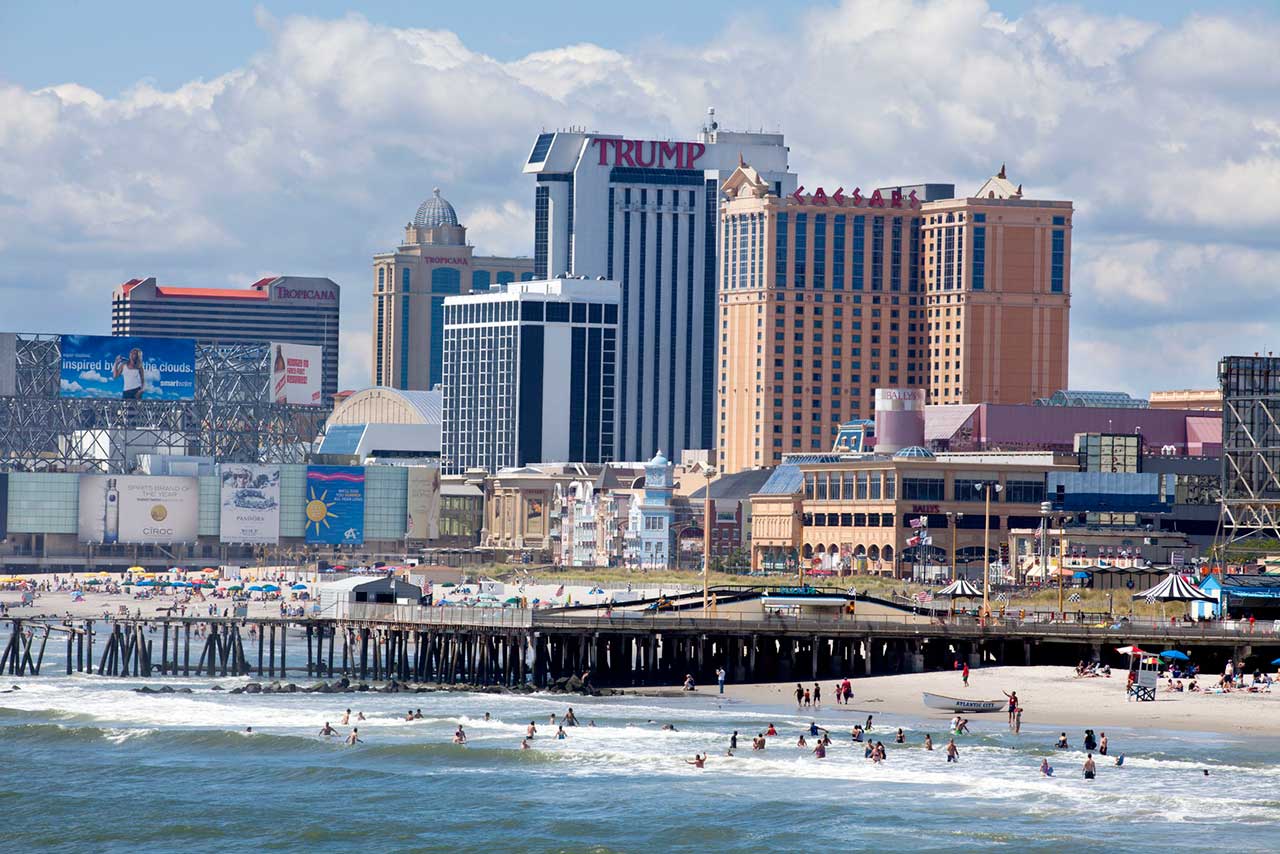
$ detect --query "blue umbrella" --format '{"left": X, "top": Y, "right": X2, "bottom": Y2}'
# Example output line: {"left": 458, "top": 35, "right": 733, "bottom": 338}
{"left": 1159, "top": 650, "right": 1190, "bottom": 661}
{"left": 290, "top": 583, "right": 308, "bottom": 590}
{"left": 261, "top": 583, "right": 281, "bottom": 592}
{"left": 1272, "top": 657, "right": 1280, "bottom": 666}
{"left": 247, "top": 584, "right": 265, "bottom": 592}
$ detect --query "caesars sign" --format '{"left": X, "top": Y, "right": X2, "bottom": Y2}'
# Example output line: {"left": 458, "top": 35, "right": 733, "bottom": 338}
{"left": 60, "top": 334, "right": 196, "bottom": 401}
{"left": 219, "top": 464, "right": 281, "bottom": 544}
{"left": 405, "top": 466, "right": 441, "bottom": 541}
{"left": 270, "top": 342, "right": 322, "bottom": 406}
{"left": 78, "top": 475, "right": 199, "bottom": 544}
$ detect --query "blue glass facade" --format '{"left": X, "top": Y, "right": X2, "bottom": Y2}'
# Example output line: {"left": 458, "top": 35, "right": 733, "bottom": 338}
{"left": 972, "top": 225, "right": 986, "bottom": 291}
{"left": 429, "top": 268, "right": 462, "bottom": 389}
{"left": 1051, "top": 229, "right": 1065, "bottom": 293}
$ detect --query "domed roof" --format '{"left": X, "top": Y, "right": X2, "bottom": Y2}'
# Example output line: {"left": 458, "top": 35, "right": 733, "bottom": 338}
{"left": 648, "top": 450, "right": 669, "bottom": 467}
{"left": 893, "top": 445, "right": 935, "bottom": 459}
{"left": 414, "top": 188, "right": 459, "bottom": 229}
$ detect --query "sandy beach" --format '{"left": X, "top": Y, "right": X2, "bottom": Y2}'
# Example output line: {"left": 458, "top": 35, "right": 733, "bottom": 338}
{"left": 640, "top": 665, "right": 1280, "bottom": 737}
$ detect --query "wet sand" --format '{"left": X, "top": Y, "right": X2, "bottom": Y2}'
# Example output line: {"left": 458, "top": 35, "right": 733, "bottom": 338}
{"left": 639, "top": 665, "right": 1280, "bottom": 736}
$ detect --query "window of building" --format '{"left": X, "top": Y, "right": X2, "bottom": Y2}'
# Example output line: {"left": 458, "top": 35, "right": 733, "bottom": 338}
{"left": 1006, "top": 478, "right": 1047, "bottom": 504}
{"left": 1051, "top": 229, "right": 1065, "bottom": 293}
{"left": 902, "top": 477, "right": 944, "bottom": 501}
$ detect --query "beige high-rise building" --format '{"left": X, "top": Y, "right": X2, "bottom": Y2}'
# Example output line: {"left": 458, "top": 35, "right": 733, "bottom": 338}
{"left": 372, "top": 189, "right": 534, "bottom": 390}
{"left": 717, "top": 164, "right": 1072, "bottom": 475}
{"left": 921, "top": 167, "right": 1071, "bottom": 405}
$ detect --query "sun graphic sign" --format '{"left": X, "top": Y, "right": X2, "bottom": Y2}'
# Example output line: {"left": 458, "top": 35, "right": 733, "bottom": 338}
{"left": 303, "top": 466, "right": 365, "bottom": 545}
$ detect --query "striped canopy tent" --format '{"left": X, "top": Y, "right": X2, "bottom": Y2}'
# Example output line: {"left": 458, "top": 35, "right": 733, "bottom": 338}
{"left": 1132, "top": 574, "right": 1214, "bottom": 602}
{"left": 1132, "top": 573, "right": 1213, "bottom": 619}
{"left": 938, "top": 579, "right": 982, "bottom": 598}
{"left": 937, "top": 578, "right": 982, "bottom": 617}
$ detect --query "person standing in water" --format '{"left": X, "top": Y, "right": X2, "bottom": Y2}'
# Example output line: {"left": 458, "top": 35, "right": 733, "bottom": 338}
{"left": 1083, "top": 753, "right": 1097, "bottom": 780}
{"left": 345, "top": 728, "right": 363, "bottom": 745}
{"left": 1098, "top": 732, "right": 1108, "bottom": 756}
{"left": 686, "top": 753, "right": 706, "bottom": 768}
{"left": 794, "top": 683, "right": 805, "bottom": 707}
{"left": 924, "top": 734, "right": 934, "bottom": 751}
{"left": 730, "top": 730, "right": 739, "bottom": 750}
{"left": 946, "top": 739, "right": 959, "bottom": 763}
{"left": 1040, "top": 758, "right": 1054, "bottom": 776}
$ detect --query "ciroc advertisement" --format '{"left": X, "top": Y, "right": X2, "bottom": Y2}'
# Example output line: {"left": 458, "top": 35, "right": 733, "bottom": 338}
{"left": 78, "top": 475, "right": 199, "bottom": 544}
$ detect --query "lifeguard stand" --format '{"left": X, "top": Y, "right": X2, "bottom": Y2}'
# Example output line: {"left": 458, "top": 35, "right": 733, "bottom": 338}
{"left": 1127, "top": 654, "right": 1159, "bottom": 701}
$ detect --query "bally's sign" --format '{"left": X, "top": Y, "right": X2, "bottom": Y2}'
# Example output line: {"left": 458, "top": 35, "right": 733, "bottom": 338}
{"left": 791, "top": 185, "right": 921, "bottom": 208}
{"left": 592, "top": 138, "right": 706, "bottom": 170}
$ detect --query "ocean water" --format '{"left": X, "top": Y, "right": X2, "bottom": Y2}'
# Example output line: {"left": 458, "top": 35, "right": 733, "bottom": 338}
{"left": 0, "top": 638, "right": 1277, "bottom": 853}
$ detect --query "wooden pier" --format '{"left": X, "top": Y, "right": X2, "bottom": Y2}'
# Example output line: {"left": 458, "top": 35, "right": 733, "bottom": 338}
{"left": 3, "top": 606, "right": 1276, "bottom": 688}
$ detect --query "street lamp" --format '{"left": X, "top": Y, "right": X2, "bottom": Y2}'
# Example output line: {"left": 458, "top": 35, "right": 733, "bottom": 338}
{"left": 973, "top": 481, "right": 1003, "bottom": 617}
{"left": 1038, "top": 501, "right": 1052, "bottom": 589}
{"left": 945, "top": 511, "right": 964, "bottom": 582}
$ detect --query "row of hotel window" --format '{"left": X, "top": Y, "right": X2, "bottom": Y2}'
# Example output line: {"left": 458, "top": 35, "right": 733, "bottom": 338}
{"left": 727, "top": 212, "right": 1064, "bottom": 295}
{"left": 443, "top": 300, "right": 619, "bottom": 325}
{"left": 804, "top": 512, "right": 1039, "bottom": 531}
{"left": 802, "top": 472, "right": 1047, "bottom": 504}
{"left": 377, "top": 268, "right": 536, "bottom": 291}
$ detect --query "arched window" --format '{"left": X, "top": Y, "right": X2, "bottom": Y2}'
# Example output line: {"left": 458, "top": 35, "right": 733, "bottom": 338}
{"left": 881, "top": 545, "right": 894, "bottom": 562}
{"left": 868, "top": 545, "right": 881, "bottom": 561}
{"left": 520, "top": 272, "right": 536, "bottom": 281}
{"left": 496, "top": 271, "right": 516, "bottom": 285}
{"left": 472, "top": 269, "right": 491, "bottom": 291}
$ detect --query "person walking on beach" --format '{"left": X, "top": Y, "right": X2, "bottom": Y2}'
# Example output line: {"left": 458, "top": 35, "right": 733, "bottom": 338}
{"left": 1083, "top": 754, "right": 1097, "bottom": 780}
{"left": 795, "top": 683, "right": 804, "bottom": 707}
{"left": 802, "top": 688, "right": 812, "bottom": 708}
{"left": 962, "top": 662, "right": 970, "bottom": 687}
{"left": 813, "top": 682, "right": 821, "bottom": 707}
{"left": 946, "top": 739, "right": 959, "bottom": 763}
{"left": 716, "top": 667, "right": 726, "bottom": 694}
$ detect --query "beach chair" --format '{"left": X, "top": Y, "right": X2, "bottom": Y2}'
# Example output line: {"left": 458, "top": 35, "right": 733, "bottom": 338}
{"left": 1127, "top": 682, "right": 1156, "bottom": 701}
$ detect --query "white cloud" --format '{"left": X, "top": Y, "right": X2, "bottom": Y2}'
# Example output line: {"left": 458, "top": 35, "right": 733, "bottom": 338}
{"left": 1, "top": 1, "right": 1277, "bottom": 395}
{"left": 77, "top": 369, "right": 109, "bottom": 383}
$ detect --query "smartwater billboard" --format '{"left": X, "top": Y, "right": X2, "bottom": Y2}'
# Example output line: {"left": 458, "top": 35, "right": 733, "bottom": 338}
{"left": 77, "top": 475, "right": 200, "bottom": 544}
{"left": 219, "top": 464, "right": 281, "bottom": 544}
{"left": 60, "top": 334, "right": 196, "bottom": 400}
{"left": 304, "top": 465, "right": 365, "bottom": 545}
{"left": 270, "top": 342, "right": 322, "bottom": 406}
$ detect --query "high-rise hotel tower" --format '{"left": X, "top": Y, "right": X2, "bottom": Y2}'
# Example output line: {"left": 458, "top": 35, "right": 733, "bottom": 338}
{"left": 523, "top": 115, "right": 797, "bottom": 462}
{"left": 717, "top": 164, "right": 1071, "bottom": 473}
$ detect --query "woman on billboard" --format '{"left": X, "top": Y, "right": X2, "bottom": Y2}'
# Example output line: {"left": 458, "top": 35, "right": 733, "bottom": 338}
{"left": 112, "top": 348, "right": 146, "bottom": 400}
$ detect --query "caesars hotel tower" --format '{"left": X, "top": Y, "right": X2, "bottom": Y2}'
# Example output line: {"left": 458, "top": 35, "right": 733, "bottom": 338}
{"left": 524, "top": 115, "right": 796, "bottom": 462}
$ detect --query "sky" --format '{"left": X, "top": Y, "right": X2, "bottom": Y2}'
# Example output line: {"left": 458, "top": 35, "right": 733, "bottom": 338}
{"left": 2, "top": 0, "right": 1278, "bottom": 394}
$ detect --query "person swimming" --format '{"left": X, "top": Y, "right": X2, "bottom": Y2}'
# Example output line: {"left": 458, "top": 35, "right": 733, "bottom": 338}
{"left": 341, "top": 709, "right": 350, "bottom": 725}
{"left": 414, "top": 709, "right": 424, "bottom": 720}
{"left": 345, "top": 728, "right": 362, "bottom": 745}
{"left": 686, "top": 753, "right": 706, "bottom": 768}
{"left": 766, "top": 723, "right": 778, "bottom": 736}
{"left": 797, "top": 735, "right": 808, "bottom": 748}
{"left": 405, "top": 710, "right": 415, "bottom": 721}
{"left": 564, "top": 707, "right": 579, "bottom": 726}
{"left": 356, "top": 711, "right": 366, "bottom": 721}
{"left": 555, "top": 726, "right": 567, "bottom": 740}
{"left": 813, "top": 741, "right": 827, "bottom": 759}
{"left": 526, "top": 721, "right": 538, "bottom": 738}
{"left": 809, "top": 722, "right": 820, "bottom": 736}
{"left": 520, "top": 737, "right": 530, "bottom": 750}
{"left": 895, "top": 728, "right": 906, "bottom": 744}
{"left": 453, "top": 726, "right": 467, "bottom": 744}
{"left": 1056, "top": 732, "right": 1069, "bottom": 749}
{"left": 318, "top": 722, "right": 338, "bottom": 736}
{"left": 1114, "top": 754, "right": 1125, "bottom": 767}
{"left": 483, "top": 712, "right": 491, "bottom": 721}
{"left": 1040, "top": 758, "right": 1054, "bottom": 776}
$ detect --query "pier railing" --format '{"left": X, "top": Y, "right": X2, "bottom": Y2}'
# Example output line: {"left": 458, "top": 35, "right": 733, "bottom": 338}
{"left": 317, "top": 601, "right": 1272, "bottom": 644}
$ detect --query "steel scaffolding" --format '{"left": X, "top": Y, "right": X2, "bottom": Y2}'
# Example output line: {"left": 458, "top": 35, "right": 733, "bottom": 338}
{"left": 0, "top": 334, "right": 328, "bottom": 473}
{"left": 1217, "top": 355, "right": 1280, "bottom": 550}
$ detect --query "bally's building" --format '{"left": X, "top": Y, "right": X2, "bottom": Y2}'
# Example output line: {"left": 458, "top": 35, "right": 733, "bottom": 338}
{"left": 523, "top": 114, "right": 796, "bottom": 462}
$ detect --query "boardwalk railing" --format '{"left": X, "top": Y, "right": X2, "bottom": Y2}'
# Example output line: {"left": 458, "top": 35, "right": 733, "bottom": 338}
{"left": 318, "top": 602, "right": 1273, "bottom": 644}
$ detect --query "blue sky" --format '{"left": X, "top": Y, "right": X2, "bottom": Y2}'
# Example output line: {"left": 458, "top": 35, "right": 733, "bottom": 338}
{"left": 0, "top": 1, "right": 1235, "bottom": 94}
{"left": 2, "top": 0, "right": 1279, "bottom": 393}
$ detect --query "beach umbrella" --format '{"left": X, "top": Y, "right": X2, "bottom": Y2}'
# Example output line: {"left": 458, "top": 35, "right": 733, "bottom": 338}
{"left": 1159, "top": 650, "right": 1190, "bottom": 661}
{"left": 262, "top": 583, "right": 281, "bottom": 592}
{"left": 226, "top": 583, "right": 244, "bottom": 591}
{"left": 1271, "top": 657, "right": 1280, "bottom": 666}
{"left": 96, "top": 571, "right": 111, "bottom": 578}
{"left": 135, "top": 580, "right": 156, "bottom": 587}
{"left": 247, "top": 584, "right": 264, "bottom": 592}
{"left": 1116, "top": 645, "right": 1146, "bottom": 655}
{"left": 126, "top": 566, "right": 145, "bottom": 573}
{"left": 170, "top": 580, "right": 191, "bottom": 588}
{"left": 290, "top": 583, "right": 308, "bottom": 590}
{"left": 937, "top": 578, "right": 982, "bottom": 598}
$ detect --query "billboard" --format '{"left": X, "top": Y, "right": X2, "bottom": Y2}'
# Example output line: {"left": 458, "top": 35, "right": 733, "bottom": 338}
{"left": 304, "top": 465, "right": 365, "bottom": 545}
{"left": 406, "top": 466, "right": 440, "bottom": 540}
{"left": 77, "top": 475, "right": 199, "bottom": 544}
{"left": 270, "top": 342, "right": 323, "bottom": 406}
{"left": 60, "top": 334, "right": 196, "bottom": 400}
{"left": 219, "top": 464, "right": 281, "bottom": 544}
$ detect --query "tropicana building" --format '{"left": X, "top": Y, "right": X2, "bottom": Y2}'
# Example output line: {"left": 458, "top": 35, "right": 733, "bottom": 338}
{"left": 717, "top": 163, "right": 1072, "bottom": 474}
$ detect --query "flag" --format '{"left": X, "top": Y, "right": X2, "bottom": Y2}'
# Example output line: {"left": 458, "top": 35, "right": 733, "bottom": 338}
{"left": 555, "top": 584, "right": 565, "bottom": 597}
{"left": 920, "top": 535, "right": 933, "bottom": 547}
{"left": 907, "top": 534, "right": 921, "bottom": 548}
{"left": 910, "top": 516, "right": 926, "bottom": 529}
